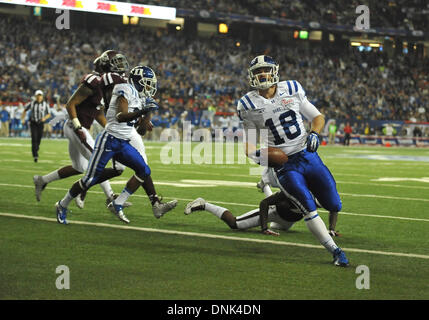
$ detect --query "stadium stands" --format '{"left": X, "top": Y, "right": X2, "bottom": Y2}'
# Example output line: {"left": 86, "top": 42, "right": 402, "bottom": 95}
{"left": 0, "top": 1, "right": 427, "bottom": 139}
{"left": 121, "top": 0, "right": 429, "bottom": 31}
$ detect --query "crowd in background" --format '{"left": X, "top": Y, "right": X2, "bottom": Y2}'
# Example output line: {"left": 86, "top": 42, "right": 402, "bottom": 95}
{"left": 124, "top": 0, "right": 429, "bottom": 31}
{"left": 0, "top": 12, "right": 428, "bottom": 139}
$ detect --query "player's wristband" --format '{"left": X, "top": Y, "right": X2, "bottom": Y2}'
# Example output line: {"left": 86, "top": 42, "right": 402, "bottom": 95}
{"left": 72, "top": 118, "right": 82, "bottom": 130}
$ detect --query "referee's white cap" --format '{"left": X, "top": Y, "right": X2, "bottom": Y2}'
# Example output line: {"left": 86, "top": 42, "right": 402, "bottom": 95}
{"left": 35, "top": 90, "right": 44, "bottom": 96}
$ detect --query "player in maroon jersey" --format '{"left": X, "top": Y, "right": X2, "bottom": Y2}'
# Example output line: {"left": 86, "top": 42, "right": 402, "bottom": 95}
{"left": 32, "top": 52, "right": 130, "bottom": 208}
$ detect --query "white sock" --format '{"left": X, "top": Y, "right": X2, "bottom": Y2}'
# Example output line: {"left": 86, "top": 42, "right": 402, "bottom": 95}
{"left": 99, "top": 181, "right": 114, "bottom": 199}
{"left": 114, "top": 188, "right": 133, "bottom": 206}
{"left": 205, "top": 202, "right": 228, "bottom": 219}
{"left": 263, "top": 185, "right": 273, "bottom": 197}
{"left": 42, "top": 170, "right": 60, "bottom": 184}
{"left": 304, "top": 210, "right": 338, "bottom": 253}
{"left": 236, "top": 209, "right": 261, "bottom": 230}
{"left": 60, "top": 191, "right": 74, "bottom": 209}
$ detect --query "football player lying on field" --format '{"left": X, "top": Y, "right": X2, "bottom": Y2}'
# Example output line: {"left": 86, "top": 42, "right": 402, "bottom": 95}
{"left": 184, "top": 192, "right": 303, "bottom": 236}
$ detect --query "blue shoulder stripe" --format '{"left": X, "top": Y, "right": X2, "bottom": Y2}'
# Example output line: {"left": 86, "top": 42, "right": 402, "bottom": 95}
{"left": 292, "top": 80, "right": 298, "bottom": 93}
{"left": 286, "top": 81, "right": 292, "bottom": 95}
{"left": 244, "top": 95, "right": 256, "bottom": 109}
{"left": 239, "top": 98, "right": 249, "bottom": 110}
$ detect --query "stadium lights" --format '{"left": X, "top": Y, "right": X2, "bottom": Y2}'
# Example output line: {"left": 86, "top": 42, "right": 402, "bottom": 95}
{"left": 122, "top": 15, "right": 129, "bottom": 25}
{"left": 351, "top": 42, "right": 361, "bottom": 46}
{"left": 218, "top": 23, "right": 228, "bottom": 34}
{"left": 369, "top": 43, "right": 380, "bottom": 47}
{"left": 235, "top": 42, "right": 241, "bottom": 47}
{"left": 299, "top": 30, "right": 308, "bottom": 39}
{"left": 130, "top": 16, "right": 139, "bottom": 25}
{"left": 293, "top": 30, "right": 299, "bottom": 39}
{"left": 176, "top": 25, "right": 181, "bottom": 31}
{"left": 33, "top": 6, "right": 42, "bottom": 16}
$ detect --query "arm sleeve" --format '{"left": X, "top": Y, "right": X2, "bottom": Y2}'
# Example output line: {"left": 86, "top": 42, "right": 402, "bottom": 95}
{"left": 24, "top": 102, "right": 31, "bottom": 112}
{"left": 81, "top": 73, "right": 101, "bottom": 91}
{"left": 296, "top": 82, "right": 321, "bottom": 121}
{"left": 45, "top": 103, "right": 50, "bottom": 117}
{"left": 237, "top": 100, "right": 257, "bottom": 131}
{"left": 112, "top": 83, "right": 132, "bottom": 102}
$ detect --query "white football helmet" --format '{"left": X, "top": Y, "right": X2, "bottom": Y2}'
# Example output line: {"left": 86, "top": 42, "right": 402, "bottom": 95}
{"left": 129, "top": 66, "right": 157, "bottom": 98}
{"left": 248, "top": 55, "right": 279, "bottom": 90}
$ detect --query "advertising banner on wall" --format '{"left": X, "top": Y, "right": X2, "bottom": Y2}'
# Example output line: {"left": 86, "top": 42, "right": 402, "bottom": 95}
{"left": 0, "top": 0, "right": 176, "bottom": 20}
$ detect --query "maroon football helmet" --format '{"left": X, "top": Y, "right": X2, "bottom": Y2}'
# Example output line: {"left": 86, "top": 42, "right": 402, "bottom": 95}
{"left": 92, "top": 56, "right": 106, "bottom": 74}
{"left": 99, "top": 50, "right": 129, "bottom": 73}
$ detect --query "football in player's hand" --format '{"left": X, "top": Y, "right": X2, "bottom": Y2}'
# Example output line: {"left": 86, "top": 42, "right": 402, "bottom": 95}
{"left": 260, "top": 147, "right": 288, "bottom": 167}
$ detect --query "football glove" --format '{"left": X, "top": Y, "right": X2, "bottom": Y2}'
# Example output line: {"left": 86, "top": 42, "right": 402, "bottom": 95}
{"left": 262, "top": 228, "right": 280, "bottom": 236}
{"left": 306, "top": 131, "right": 321, "bottom": 152}
{"left": 142, "top": 97, "right": 159, "bottom": 113}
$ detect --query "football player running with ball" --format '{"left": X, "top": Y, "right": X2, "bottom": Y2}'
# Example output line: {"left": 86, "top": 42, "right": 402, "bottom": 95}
{"left": 55, "top": 66, "right": 177, "bottom": 225}
{"left": 98, "top": 52, "right": 177, "bottom": 218}
{"left": 237, "top": 55, "right": 349, "bottom": 267}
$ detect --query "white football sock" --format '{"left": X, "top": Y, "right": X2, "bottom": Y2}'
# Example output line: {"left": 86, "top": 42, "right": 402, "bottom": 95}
{"left": 60, "top": 191, "right": 74, "bottom": 208}
{"left": 42, "top": 170, "right": 60, "bottom": 184}
{"left": 205, "top": 202, "right": 228, "bottom": 219}
{"left": 114, "top": 188, "right": 133, "bottom": 206}
{"left": 99, "top": 181, "right": 114, "bottom": 199}
{"left": 263, "top": 185, "right": 273, "bottom": 197}
{"left": 304, "top": 210, "right": 338, "bottom": 253}
{"left": 236, "top": 209, "right": 261, "bottom": 230}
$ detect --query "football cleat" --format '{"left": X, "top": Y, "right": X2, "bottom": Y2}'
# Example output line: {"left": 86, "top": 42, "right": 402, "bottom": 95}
{"left": 107, "top": 201, "right": 130, "bottom": 224}
{"left": 333, "top": 248, "right": 349, "bottom": 267}
{"left": 153, "top": 199, "right": 178, "bottom": 219}
{"left": 75, "top": 193, "right": 85, "bottom": 209}
{"left": 184, "top": 198, "right": 207, "bottom": 215}
{"left": 55, "top": 201, "right": 68, "bottom": 225}
{"left": 33, "top": 175, "right": 46, "bottom": 202}
{"left": 106, "top": 194, "right": 132, "bottom": 208}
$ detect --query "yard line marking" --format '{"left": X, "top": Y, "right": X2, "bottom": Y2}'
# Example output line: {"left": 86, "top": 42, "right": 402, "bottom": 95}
{"left": 0, "top": 183, "right": 428, "bottom": 222}
{"left": 1, "top": 212, "right": 428, "bottom": 260}
{"left": 339, "top": 192, "right": 429, "bottom": 202}
{"left": 335, "top": 181, "right": 429, "bottom": 190}
{"left": 2, "top": 182, "right": 429, "bottom": 203}
{"left": 318, "top": 209, "right": 429, "bottom": 222}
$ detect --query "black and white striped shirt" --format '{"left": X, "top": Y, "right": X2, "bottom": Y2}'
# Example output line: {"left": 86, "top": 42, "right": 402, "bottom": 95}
{"left": 25, "top": 100, "right": 50, "bottom": 122}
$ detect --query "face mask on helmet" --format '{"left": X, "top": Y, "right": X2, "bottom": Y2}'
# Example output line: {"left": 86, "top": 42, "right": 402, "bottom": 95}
{"left": 100, "top": 50, "right": 129, "bottom": 73}
{"left": 110, "top": 54, "right": 129, "bottom": 73}
{"left": 129, "top": 66, "right": 158, "bottom": 98}
{"left": 248, "top": 55, "right": 279, "bottom": 90}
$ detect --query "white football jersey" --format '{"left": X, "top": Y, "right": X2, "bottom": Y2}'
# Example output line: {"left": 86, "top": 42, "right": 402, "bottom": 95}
{"left": 106, "top": 83, "right": 142, "bottom": 140}
{"left": 237, "top": 80, "right": 321, "bottom": 156}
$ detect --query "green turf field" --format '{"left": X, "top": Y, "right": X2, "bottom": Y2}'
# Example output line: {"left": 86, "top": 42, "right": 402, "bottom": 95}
{"left": 0, "top": 137, "right": 428, "bottom": 300}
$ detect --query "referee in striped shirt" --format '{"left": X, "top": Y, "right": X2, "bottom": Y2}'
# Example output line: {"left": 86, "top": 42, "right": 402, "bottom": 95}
{"left": 22, "top": 90, "right": 51, "bottom": 162}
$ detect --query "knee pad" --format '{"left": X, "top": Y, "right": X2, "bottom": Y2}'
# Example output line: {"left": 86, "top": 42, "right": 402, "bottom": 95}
{"left": 136, "top": 165, "right": 151, "bottom": 180}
